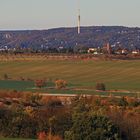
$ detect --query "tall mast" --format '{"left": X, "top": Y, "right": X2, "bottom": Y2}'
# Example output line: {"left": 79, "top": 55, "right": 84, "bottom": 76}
{"left": 77, "top": 0, "right": 81, "bottom": 34}
{"left": 78, "top": 9, "right": 81, "bottom": 34}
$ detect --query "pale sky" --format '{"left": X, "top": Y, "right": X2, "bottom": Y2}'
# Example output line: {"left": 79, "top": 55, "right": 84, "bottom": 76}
{"left": 0, "top": 0, "right": 140, "bottom": 30}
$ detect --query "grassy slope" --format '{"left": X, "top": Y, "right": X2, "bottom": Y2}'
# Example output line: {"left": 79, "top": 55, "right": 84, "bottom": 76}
{"left": 0, "top": 59, "right": 140, "bottom": 91}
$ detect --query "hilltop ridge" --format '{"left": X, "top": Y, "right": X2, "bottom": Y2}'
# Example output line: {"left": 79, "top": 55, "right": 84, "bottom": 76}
{"left": 0, "top": 26, "right": 140, "bottom": 50}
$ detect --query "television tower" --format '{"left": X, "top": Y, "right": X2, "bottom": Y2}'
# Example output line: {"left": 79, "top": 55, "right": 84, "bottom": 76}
{"left": 77, "top": 0, "right": 81, "bottom": 34}
{"left": 78, "top": 9, "right": 81, "bottom": 34}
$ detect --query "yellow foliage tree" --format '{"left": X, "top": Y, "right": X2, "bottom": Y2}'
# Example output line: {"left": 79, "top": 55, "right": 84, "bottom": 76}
{"left": 55, "top": 79, "right": 67, "bottom": 89}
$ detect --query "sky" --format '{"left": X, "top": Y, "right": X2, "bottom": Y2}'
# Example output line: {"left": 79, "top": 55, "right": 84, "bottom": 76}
{"left": 0, "top": 0, "right": 140, "bottom": 30}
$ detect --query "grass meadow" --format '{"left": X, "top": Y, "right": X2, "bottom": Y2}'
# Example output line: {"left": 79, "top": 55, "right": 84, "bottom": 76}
{"left": 0, "top": 59, "right": 140, "bottom": 96}
{"left": 0, "top": 138, "right": 35, "bottom": 140}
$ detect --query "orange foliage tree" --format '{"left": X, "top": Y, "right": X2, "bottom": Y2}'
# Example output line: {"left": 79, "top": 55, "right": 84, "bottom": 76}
{"left": 38, "top": 131, "right": 62, "bottom": 140}
{"left": 55, "top": 79, "right": 67, "bottom": 89}
{"left": 35, "top": 80, "right": 46, "bottom": 89}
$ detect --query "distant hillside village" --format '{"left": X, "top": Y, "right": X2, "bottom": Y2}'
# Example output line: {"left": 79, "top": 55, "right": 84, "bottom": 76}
{"left": 87, "top": 43, "right": 140, "bottom": 55}
{"left": 0, "top": 26, "right": 140, "bottom": 55}
{"left": 0, "top": 42, "right": 140, "bottom": 55}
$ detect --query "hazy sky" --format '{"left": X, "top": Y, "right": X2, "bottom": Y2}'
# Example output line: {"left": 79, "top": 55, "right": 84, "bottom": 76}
{"left": 0, "top": 0, "right": 140, "bottom": 30}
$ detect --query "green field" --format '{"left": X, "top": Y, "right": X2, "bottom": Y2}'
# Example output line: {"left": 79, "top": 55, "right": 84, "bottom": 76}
{"left": 0, "top": 59, "right": 140, "bottom": 96}
{"left": 0, "top": 138, "right": 35, "bottom": 140}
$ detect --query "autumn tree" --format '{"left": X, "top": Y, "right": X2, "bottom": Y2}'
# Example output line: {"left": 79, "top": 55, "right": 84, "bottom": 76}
{"left": 3, "top": 73, "right": 8, "bottom": 80}
{"left": 55, "top": 79, "right": 67, "bottom": 89}
{"left": 38, "top": 131, "right": 62, "bottom": 140}
{"left": 95, "top": 83, "right": 106, "bottom": 91}
{"left": 65, "top": 99, "right": 121, "bottom": 140}
{"left": 35, "top": 80, "right": 46, "bottom": 89}
{"left": 118, "top": 97, "right": 128, "bottom": 107}
{"left": 38, "top": 131, "right": 47, "bottom": 140}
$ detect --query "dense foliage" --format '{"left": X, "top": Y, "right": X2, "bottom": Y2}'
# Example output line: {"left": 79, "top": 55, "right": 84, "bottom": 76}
{"left": 0, "top": 91, "right": 140, "bottom": 139}
{"left": 65, "top": 102, "right": 120, "bottom": 140}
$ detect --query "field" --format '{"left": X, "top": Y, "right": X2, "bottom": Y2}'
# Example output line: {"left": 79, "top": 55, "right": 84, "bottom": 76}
{"left": 0, "top": 138, "right": 35, "bottom": 140}
{"left": 0, "top": 58, "right": 140, "bottom": 96}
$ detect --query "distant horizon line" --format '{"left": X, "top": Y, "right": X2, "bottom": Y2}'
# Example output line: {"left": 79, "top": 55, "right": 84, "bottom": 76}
{"left": 0, "top": 25, "right": 140, "bottom": 31}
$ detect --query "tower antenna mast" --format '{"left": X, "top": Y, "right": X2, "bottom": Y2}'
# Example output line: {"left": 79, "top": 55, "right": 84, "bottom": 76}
{"left": 77, "top": 0, "right": 81, "bottom": 34}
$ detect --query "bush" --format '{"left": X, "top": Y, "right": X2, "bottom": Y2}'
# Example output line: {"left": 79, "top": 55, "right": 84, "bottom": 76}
{"left": 47, "top": 98, "right": 63, "bottom": 107}
{"left": 118, "top": 97, "right": 128, "bottom": 107}
{"left": 3, "top": 74, "right": 8, "bottom": 80}
{"left": 55, "top": 80, "right": 67, "bottom": 89}
{"left": 65, "top": 112, "right": 121, "bottom": 140}
{"left": 38, "top": 131, "right": 47, "bottom": 140}
{"left": 35, "top": 80, "right": 46, "bottom": 89}
{"left": 95, "top": 83, "right": 106, "bottom": 91}
{"left": 38, "top": 131, "right": 62, "bottom": 140}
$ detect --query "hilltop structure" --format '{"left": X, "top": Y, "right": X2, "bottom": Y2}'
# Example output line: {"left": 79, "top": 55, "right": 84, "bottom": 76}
{"left": 78, "top": 9, "right": 81, "bottom": 34}
{"left": 103, "top": 43, "right": 112, "bottom": 54}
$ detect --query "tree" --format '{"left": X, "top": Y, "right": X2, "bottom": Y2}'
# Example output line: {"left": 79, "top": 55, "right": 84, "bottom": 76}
{"left": 35, "top": 80, "right": 46, "bottom": 89}
{"left": 38, "top": 131, "right": 47, "bottom": 140}
{"left": 23, "top": 93, "right": 42, "bottom": 106}
{"left": 38, "top": 131, "right": 62, "bottom": 140}
{"left": 64, "top": 100, "right": 121, "bottom": 140}
{"left": 118, "top": 97, "right": 128, "bottom": 107}
{"left": 3, "top": 73, "right": 8, "bottom": 80}
{"left": 65, "top": 113, "right": 121, "bottom": 140}
{"left": 49, "top": 116, "right": 57, "bottom": 140}
{"left": 55, "top": 80, "right": 67, "bottom": 89}
{"left": 95, "top": 83, "right": 106, "bottom": 91}
{"left": 46, "top": 98, "right": 63, "bottom": 108}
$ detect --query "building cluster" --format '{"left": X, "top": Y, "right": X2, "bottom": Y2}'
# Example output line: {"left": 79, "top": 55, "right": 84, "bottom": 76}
{"left": 0, "top": 43, "right": 140, "bottom": 55}
{"left": 87, "top": 43, "right": 140, "bottom": 55}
